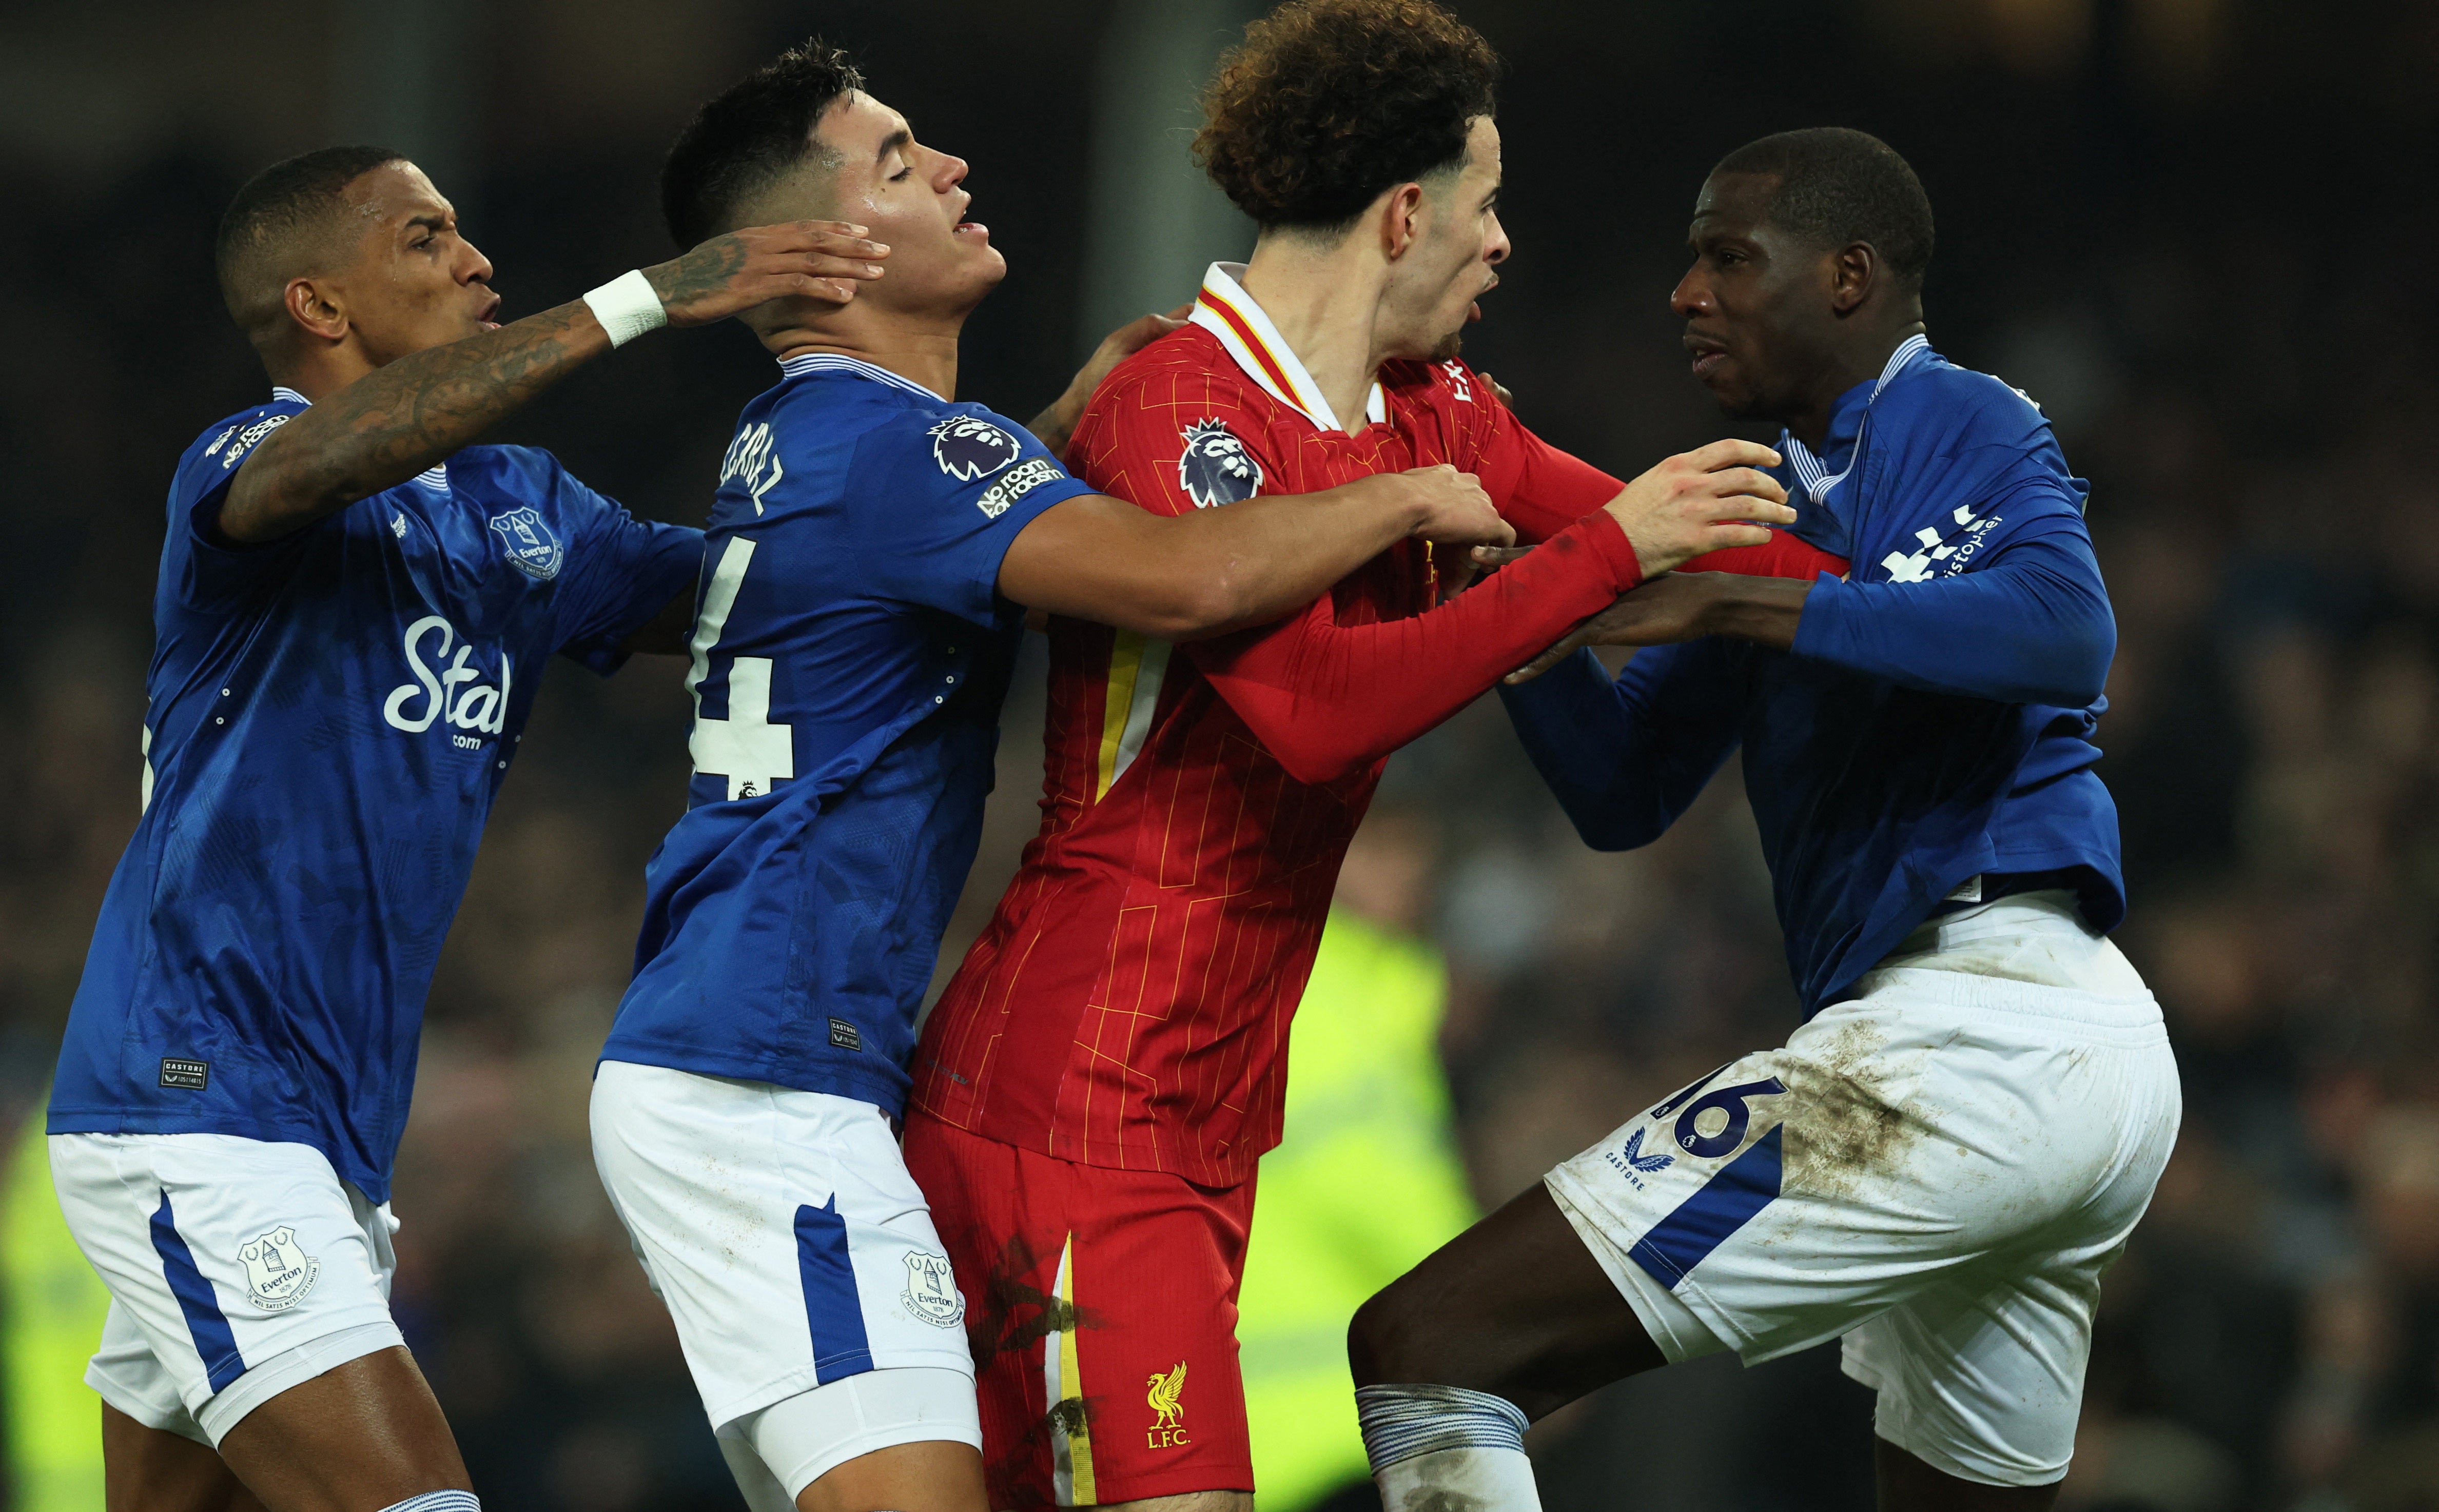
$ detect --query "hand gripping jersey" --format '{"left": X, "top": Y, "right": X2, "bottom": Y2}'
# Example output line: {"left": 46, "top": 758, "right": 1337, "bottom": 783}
{"left": 48, "top": 390, "right": 701, "bottom": 1202}
{"left": 603, "top": 356, "right": 1096, "bottom": 1113}
{"left": 911, "top": 263, "right": 1843, "bottom": 1185}
{"left": 1501, "top": 336, "right": 2122, "bottom": 1013}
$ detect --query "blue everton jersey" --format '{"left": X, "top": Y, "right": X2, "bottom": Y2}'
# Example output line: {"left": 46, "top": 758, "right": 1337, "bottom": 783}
{"left": 1503, "top": 337, "right": 2121, "bottom": 1014}
{"left": 604, "top": 355, "right": 1094, "bottom": 1113}
{"left": 48, "top": 389, "right": 703, "bottom": 1201}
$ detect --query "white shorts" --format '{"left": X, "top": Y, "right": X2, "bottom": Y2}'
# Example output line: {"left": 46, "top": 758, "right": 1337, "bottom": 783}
{"left": 590, "top": 1060, "right": 981, "bottom": 1504}
{"left": 1545, "top": 895, "right": 2181, "bottom": 1488}
{"left": 49, "top": 1132, "right": 405, "bottom": 1447}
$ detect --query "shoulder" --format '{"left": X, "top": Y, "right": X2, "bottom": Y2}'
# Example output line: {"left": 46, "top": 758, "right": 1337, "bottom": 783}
{"left": 1879, "top": 359, "right": 2054, "bottom": 452}
{"left": 1085, "top": 326, "right": 1266, "bottom": 428}
{"left": 178, "top": 398, "right": 306, "bottom": 493}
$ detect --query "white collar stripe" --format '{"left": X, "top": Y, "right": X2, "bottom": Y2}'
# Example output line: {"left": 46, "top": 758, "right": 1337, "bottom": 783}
{"left": 271, "top": 386, "right": 310, "bottom": 405}
{"left": 1781, "top": 335, "right": 1934, "bottom": 506}
{"left": 1187, "top": 262, "right": 1386, "bottom": 434}
{"left": 776, "top": 352, "right": 945, "bottom": 403}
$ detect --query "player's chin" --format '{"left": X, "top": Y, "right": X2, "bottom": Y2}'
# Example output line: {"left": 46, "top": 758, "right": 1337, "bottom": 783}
{"left": 1428, "top": 329, "right": 1465, "bottom": 363}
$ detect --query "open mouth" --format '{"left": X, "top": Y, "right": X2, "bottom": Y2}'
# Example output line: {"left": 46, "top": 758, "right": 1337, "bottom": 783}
{"left": 953, "top": 221, "right": 988, "bottom": 240}
{"left": 476, "top": 294, "right": 503, "bottom": 331}
{"left": 1685, "top": 337, "right": 1728, "bottom": 380}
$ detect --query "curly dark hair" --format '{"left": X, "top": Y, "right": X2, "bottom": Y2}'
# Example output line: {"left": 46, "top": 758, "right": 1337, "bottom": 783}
{"left": 1194, "top": 0, "right": 1500, "bottom": 233}
{"left": 662, "top": 38, "right": 865, "bottom": 249}
{"left": 1713, "top": 128, "right": 1936, "bottom": 289}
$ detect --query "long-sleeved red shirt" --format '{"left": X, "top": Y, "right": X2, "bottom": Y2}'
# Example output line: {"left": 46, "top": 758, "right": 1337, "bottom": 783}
{"left": 910, "top": 267, "right": 1842, "bottom": 1184}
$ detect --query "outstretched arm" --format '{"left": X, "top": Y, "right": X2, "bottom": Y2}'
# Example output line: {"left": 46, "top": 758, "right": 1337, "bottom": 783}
{"left": 1506, "top": 509, "right": 2110, "bottom": 707}
{"left": 998, "top": 466, "right": 1512, "bottom": 642}
{"left": 220, "top": 220, "right": 889, "bottom": 543}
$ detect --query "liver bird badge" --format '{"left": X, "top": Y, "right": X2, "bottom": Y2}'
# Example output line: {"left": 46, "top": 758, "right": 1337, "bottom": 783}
{"left": 1146, "top": 1360, "right": 1188, "bottom": 1430}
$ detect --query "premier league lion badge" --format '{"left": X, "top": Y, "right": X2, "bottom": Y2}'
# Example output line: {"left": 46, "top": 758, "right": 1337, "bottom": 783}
{"left": 901, "top": 1250, "right": 966, "bottom": 1327}
{"left": 237, "top": 1225, "right": 321, "bottom": 1311}
{"left": 486, "top": 506, "right": 564, "bottom": 581}
{"left": 930, "top": 416, "right": 1022, "bottom": 481}
{"left": 1177, "top": 420, "right": 1262, "bottom": 508}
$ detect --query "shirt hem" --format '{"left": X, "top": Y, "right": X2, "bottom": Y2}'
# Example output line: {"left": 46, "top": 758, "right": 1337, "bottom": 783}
{"left": 41, "top": 1107, "right": 391, "bottom": 1205}
{"left": 595, "top": 1042, "right": 909, "bottom": 1117}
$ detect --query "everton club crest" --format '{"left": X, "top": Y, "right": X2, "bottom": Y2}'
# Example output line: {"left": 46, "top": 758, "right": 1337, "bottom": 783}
{"left": 901, "top": 1250, "right": 966, "bottom": 1327}
{"left": 487, "top": 506, "right": 564, "bottom": 581}
{"left": 238, "top": 1225, "right": 321, "bottom": 1311}
{"left": 1177, "top": 420, "right": 1261, "bottom": 508}
{"left": 930, "top": 416, "right": 1022, "bottom": 480}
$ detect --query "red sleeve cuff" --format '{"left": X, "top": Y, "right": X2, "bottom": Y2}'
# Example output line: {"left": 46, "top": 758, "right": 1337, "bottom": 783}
{"left": 1573, "top": 508, "right": 1645, "bottom": 592}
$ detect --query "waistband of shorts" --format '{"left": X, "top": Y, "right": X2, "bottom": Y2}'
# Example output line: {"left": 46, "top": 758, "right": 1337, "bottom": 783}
{"left": 1838, "top": 965, "right": 2165, "bottom": 1037}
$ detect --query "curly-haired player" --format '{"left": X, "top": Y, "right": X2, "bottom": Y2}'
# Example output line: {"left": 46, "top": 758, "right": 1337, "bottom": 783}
{"left": 903, "top": 3, "right": 1843, "bottom": 1507}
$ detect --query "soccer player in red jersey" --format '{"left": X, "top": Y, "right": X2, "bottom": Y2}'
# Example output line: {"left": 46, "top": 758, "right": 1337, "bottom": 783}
{"left": 906, "top": 4, "right": 1847, "bottom": 1506}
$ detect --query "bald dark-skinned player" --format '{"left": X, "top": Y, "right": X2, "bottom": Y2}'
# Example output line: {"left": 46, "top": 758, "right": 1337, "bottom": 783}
{"left": 43, "top": 145, "right": 1013, "bottom": 1512}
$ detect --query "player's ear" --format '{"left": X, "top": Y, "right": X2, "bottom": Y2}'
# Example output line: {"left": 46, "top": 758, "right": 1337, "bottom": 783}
{"left": 1380, "top": 183, "right": 1428, "bottom": 262}
{"left": 283, "top": 275, "right": 350, "bottom": 344}
{"left": 1829, "top": 243, "right": 1875, "bottom": 315}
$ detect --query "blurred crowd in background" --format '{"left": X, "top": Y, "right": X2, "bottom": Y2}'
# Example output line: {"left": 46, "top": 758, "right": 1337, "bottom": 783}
{"left": 6, "top": 0, "right": 2439, "bottom": 1508}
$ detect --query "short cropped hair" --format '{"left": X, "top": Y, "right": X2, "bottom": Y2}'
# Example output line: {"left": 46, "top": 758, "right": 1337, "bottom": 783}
{"left": 1712, "top": 128, "right": 1936, "bottom": 288}
{"left": 662, "top": 38, "right": 864, "bottom": 250}
{"left": 214, "top": 144, "right": 405, "bottom": 337}
{"left": 1195, "top": 0, "right": 1500, "bottom": 234}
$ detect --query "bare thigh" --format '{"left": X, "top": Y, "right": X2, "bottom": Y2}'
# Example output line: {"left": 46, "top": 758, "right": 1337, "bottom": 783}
{"left": 179, "top": 1346, "right": 469, "bottom": 1512}
{"left": 102, "top": 1403, "right": 266, "bottom": 1512}
{"left": 801, "top": 1439, "right": 987, "bottom": 1512}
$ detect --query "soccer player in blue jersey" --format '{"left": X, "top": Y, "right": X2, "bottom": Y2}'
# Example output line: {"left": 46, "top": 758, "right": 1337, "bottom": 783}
{"left": 42, "top": 144, "right": 893, "bottom": 1512}
{"left": 1345, "top": 130, "right": 2179, "bottom": 1511}
{"left": 583, "top": 41, "right": 1517, "bottom": 1512}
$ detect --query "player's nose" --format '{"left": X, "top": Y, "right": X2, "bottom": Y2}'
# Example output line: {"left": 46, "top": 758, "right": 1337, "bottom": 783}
{"left": 1669, "top": 264, "right": 1710, "bottom": 318}
{"left": 459, "top": 238, "right": 496, "bottom": 286}
{"left": 935, "top": 150, "right": 970, "bottom": 191}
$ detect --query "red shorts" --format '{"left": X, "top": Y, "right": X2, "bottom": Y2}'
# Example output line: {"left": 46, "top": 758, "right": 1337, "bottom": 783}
{"left": 903, "top": 1115, "right": 1257, "bottom": 1506}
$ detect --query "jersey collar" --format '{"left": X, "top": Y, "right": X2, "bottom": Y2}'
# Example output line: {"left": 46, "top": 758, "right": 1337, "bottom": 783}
{"left": 776, "top": 351, "right": 947, "bottom": 403}
{"left": 272, "top": 386, "right": 310, "bottom": 405}
{"left": 1780, "top": 332, "right": 1931, "bottom": 507}
{"left": 1188, "top": 262, "right": 1387, "bottom": 435}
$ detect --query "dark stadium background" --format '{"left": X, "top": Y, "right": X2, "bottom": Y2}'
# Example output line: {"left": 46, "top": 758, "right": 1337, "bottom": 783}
{"left": 5, "top": 1, "right": 2436, "bottom": 1507}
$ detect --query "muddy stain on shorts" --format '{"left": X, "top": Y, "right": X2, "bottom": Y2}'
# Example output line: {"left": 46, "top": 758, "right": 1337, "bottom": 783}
{"left": 1774, "top": 1017, "right": 1932, "bottom": 1204}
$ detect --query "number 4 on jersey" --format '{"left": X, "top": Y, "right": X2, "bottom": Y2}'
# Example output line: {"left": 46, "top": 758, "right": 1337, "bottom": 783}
{"left": 688, "top": 538, "right": 793, "bottom": 800}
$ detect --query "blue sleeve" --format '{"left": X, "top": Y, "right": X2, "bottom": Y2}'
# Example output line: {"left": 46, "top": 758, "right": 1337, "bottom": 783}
{"left": 1496, "top": 640, "right": 1749, "bottom": 851}
{"left": 544, "top": 464, "right": 706, "bottom": 675}
{"left": 1793, "top": 482, "right": 2113, "bottom": 708}
{"left": 846, "top": 406, "right": 1096, "bottom": 626}
{"left": 167, "top": 403, "right": 314, "bottom": 612}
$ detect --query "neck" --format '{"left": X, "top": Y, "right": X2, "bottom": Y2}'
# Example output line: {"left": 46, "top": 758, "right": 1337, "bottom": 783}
{"left": 1238, "top": 233, "right": 1393, "bottom": 431}
{"left": 764, "top": 302, "right": 966, "bottom": 399}
{"left": 267, "top": 342, "right": 378, "bottom": 404}
{"left": 1781, "top": 317, "right": 1926, "bottom": 448}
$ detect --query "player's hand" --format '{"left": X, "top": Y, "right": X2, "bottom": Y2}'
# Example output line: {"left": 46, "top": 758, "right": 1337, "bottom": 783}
{"left": 1078, "top": 305, "right": 1192, "bottom": 397}
{"left": 1505, "top": 574, "right": 1727, "bottom": 682}
{"left": 644, "top": 220, "right": 891, "bottom": 325}
{"left": 1029, "top": 306, "right": 1194, "bottom": 457}
{"left": 1476, "top": 370, "right": 1517, "bottom": 411}
{"left": 1373, "top": 464, "right": 1512, "bottom": 548}
{"left": 1601, "top": 440, "right": 1793, "bottom": 576}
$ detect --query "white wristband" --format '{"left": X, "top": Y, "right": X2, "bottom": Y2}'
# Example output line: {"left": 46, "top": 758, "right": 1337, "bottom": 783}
{"left": 582, "top": 269, "right": 668, "bottom": 348}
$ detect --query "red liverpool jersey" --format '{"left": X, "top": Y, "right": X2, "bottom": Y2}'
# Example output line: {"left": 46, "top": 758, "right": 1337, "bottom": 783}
{"left": 911, "top": 262, "right": 1840, "bottom": 1185}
